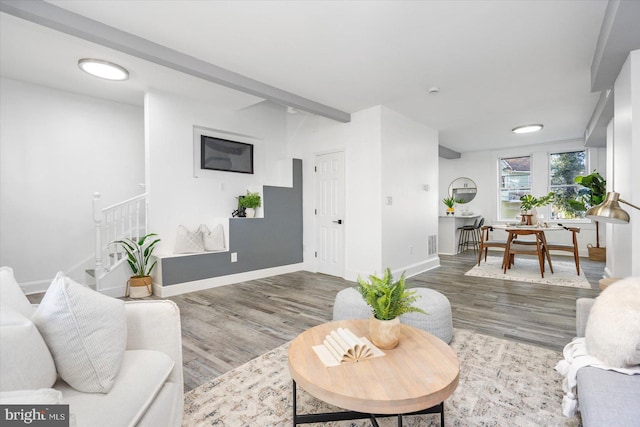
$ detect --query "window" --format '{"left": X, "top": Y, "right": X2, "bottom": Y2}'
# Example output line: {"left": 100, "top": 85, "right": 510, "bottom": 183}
{"left": 549, "top": 150, "right": 587, "bottom": 219}
{"left": 499, "top": 156, "right": 531, "bottom": 220}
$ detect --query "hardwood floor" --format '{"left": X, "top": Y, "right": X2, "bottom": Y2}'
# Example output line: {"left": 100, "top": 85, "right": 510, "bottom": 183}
{"left": 169, "top": 251, "right": 603, "bottom": 392}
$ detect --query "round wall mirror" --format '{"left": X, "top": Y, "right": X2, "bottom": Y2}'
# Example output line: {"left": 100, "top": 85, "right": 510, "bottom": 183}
{"left": 448, "top": 177, "right": 477, "bottom": 204}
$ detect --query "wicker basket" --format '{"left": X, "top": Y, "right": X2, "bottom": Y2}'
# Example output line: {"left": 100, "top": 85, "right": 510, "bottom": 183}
{"left": 127, "top": 276, "right": 153, "bottom": 298}
{"left": 587, "top": 244, "right": 606, "bottom": 261}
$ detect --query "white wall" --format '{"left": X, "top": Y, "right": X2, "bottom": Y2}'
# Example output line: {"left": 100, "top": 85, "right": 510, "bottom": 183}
{"left": 0, "top": 78, "right": 144, "bottom": 290}
{"left": 607, "top": 49, "right": 640, "bottom": 277}
{"left": 145, "top": 91, "right": 290, "bottom": 255}
{"left": 381, "top": 107, "right": 439, "bottom": 276}
{"left": 439, "top": 140, "right": 607, "bottom": 256}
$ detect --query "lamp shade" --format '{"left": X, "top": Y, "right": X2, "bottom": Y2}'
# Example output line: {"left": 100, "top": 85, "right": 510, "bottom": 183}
{"left": 585, "top": 192, "right": 630, "bottom": 224}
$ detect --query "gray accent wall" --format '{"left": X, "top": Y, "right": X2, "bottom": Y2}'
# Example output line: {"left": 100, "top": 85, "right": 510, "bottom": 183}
{"left": 160, "top": 159, "right": 303, "bottom": 286}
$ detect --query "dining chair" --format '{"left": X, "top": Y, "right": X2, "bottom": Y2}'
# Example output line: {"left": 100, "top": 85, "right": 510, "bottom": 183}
{"left": 477, "top": 225, "right": 507, "bottom": 266}
{"left": 545, "top": 226, "right": 581, "bottom": 275}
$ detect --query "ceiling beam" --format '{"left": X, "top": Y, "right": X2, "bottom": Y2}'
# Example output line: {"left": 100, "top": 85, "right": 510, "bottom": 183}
{"left": 0, "top": 0, "right": 351, "bottom": 123}
{"left": 438, "top": 145, "right": 461, "bottom": 159}
{"left": 591, "top": 0, "right": 640, "bottom": 92}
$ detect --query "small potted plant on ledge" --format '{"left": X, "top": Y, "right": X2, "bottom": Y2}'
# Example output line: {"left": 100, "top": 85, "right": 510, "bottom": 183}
{"left": 519, "top": 192, "right": 554, "bottom": 225}
{"left": 357, "top": 268, "right": 427, "bottom": 349}
{"left": 114, "top": 233, "right": 160, "bottom": 298}
{"left": 238, "top": 191, "right": 262, "bottom": 218}
{"left": 442, "top": 196, "right": 462, "bottom": 215}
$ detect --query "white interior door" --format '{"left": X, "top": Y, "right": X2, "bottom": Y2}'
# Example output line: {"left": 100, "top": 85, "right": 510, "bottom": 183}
{"left": 315, "top": 151, "right": 345, "bottom": 277}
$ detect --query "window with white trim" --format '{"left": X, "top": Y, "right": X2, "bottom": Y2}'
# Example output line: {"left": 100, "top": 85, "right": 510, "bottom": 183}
{"left": 549, "top": 150, "right": 587, "bottom": 219}
{"left": 499, "top": 156, "right": 531, "bottom": 220}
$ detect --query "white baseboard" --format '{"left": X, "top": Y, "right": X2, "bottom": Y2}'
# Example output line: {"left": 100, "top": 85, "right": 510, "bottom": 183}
{"left": 343, "top": 258, "right": 441, "bottom": 283}
{"left": 154, "top": 263, "right": 305, "bottom": 297}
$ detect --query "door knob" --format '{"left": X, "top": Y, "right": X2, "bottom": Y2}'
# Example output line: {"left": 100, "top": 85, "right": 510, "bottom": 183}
{"left": 333, "top": 219, "right": 343, "bottom": 224}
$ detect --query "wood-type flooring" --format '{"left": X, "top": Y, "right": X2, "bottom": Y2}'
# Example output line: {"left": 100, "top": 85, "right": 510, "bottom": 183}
{"left": 169, "top": 251, "right": 603, "bottom": 391}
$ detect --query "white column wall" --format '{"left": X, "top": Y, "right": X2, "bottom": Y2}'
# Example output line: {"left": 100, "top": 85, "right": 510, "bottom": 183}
{"left": 607, "top": 49, "right": 640, "bottom": 277}
{"left": 0, "top": 78, "right": 144, "bottom": 289}
{"left": 380, "top": 107, "right": 439, "bottom": 277}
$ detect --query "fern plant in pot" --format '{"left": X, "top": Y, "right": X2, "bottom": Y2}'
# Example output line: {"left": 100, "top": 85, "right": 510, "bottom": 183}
{"left": 113, "top": 233, "right": 160, "bottom": 298}
{"left": 357, "top": 268, "right": 427, "bottom": 349}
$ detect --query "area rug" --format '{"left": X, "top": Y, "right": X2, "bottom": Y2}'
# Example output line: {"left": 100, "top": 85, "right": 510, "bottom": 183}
{"left": 183, "top": 329, "right": 580, "bottom": 426}
{"left": 465, "top": 256, "right": 591, "bottom": 288}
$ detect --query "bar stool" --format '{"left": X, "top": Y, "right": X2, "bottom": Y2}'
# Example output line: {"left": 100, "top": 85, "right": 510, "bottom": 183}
{"left": 457, "top": 217, "right": 484, "bottom": 253}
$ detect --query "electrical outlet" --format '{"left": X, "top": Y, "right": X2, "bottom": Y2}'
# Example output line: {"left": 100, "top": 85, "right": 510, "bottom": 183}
{"left": 409, "top": 246, "right": 414, "bottom": 255}
{"left": 231, "top": 252, "right": 237, "bottom": 262}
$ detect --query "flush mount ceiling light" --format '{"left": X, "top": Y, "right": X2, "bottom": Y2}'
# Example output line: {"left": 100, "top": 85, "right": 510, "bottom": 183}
{"left": 512, "top": 124, "right": 543, "bottom": 134}
{"left": 78, "top": 58, "right": 129, "bottom": 81}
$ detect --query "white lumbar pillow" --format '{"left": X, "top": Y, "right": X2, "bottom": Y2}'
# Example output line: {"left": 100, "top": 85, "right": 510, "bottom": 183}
{"left": 0, "top": 266, "right": 35, "bottom": 317}
{"left": 32, "top": 272, "right": 127, "bottom": 393}
{"left": 201, "top": 224, "right": 225, "bottom": 252}
{"left": 0, "top": 305, "right": 57, "bottom": 391}
{"left": 174, "top": 225, "right": 205, "bottom": 254}
{"left": 585, "top": 276, "right": 640, "bottom": 368}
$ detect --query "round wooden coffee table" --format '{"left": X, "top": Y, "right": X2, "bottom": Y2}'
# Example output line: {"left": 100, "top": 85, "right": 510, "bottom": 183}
{"left": 288, "top": 319, "right": 459, "bottom": 426}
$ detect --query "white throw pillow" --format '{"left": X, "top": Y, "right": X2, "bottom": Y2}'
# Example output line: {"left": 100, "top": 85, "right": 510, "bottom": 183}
{"left": 201, "top": 224, "right": 225, "bottom": 252}
{"left": 0, "top": 305, "right": 57, "bottom": 391}
{"left": 585, "top": 277, "right": 640, "bottom": 368}
{"left": 0, "top": 266, "right": 34, "bottom": 317}
{"left": 174, "top": 225, "right": 204, "bottom": 254}
{"left": 32, "top": 272, "right": 127, "bottom": 393}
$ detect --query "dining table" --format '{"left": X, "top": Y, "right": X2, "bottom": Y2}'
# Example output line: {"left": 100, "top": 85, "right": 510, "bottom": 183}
{"left": 494, "top": 224, "right": 565, "bottom": 278}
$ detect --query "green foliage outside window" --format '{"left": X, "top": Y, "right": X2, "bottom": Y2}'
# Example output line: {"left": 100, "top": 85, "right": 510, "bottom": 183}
{"left": 549, "top": 151, "right": 587, "bottom": 219}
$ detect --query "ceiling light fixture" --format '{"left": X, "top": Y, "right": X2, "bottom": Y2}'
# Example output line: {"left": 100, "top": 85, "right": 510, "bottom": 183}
{"left": 78, "top": 58, "right": 129, "bottom": 81}
{"left": 428, "top": 86, "right": 440, "bottom": 95}
{"left": 512, "top": 124, "right": 543, "bottom": 134}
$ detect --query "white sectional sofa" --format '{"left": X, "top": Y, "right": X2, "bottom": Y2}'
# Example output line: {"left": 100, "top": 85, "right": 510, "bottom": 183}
{"left": 0, "top": 267, "right": 184, "bottom": 427}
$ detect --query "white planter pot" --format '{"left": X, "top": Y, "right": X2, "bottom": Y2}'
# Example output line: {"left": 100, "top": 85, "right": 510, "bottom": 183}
{"left": 245, "top": 208, "right": 256, "bottom": 218}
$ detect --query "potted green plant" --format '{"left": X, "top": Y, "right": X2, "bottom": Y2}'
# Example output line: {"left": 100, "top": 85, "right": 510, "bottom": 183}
{"left": 569, "top": 170, "right": 606, "bottom": 260}
{"left": 238, "top": 191, "right": 262, "bottom": 218}
{"left": 519, "top": 192, "right": 554, "bottom": 224}
{"left": 356, "top": 268, "right": 427, "bottom": 349}
{"left": 113, "top": 233, "right": 160, "bottom": 298}
{"left": 442, "top": 196, "right": 456, "bottom": 215}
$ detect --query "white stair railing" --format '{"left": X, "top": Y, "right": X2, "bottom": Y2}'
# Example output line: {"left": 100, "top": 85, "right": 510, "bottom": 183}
{"left": 93, "top": 192, "right": 148, "bottom": 276}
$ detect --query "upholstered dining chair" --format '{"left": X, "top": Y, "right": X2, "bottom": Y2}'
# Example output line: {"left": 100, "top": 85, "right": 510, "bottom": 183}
{"left": 545, "top": 226, "right": 581, "bottom": 275}
{"left": 477, "top": 225, "right": 507, "bottom": 265}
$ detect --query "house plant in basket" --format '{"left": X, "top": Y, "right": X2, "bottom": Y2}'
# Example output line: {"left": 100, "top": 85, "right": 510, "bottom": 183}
{"left": 114, "top": 233, "right": 160, "bottom": 298}
{"left": 357, "top": 268, "right": 427, "bottom": 349}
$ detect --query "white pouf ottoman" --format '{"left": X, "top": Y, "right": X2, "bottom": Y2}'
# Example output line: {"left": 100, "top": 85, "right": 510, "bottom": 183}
{"left": 332, "top": 287, "right": 453, "bottom": 344}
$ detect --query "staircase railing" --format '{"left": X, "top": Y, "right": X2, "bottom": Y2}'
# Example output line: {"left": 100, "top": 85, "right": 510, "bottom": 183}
{"left": 93, "top": 192, "right": 148, "bottom": 276}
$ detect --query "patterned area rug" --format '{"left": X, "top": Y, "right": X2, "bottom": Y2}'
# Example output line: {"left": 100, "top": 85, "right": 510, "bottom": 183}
{"left": 465, "top": 256, "right": 591, "bottom": 288}
{"left": 183, "top": 329, "right": 580, "bottom": 426}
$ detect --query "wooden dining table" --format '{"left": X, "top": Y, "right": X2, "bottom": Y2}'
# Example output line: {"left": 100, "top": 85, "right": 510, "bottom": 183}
{"left": 498, "top": 225, "right": 565, "bottom": 278}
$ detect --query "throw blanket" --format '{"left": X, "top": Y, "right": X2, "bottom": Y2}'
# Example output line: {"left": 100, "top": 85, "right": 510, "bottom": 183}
{"left": 555, "top": 337, "right": 640, "bottom": 417}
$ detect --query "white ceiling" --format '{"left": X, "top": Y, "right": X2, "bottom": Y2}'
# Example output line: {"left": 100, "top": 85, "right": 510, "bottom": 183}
{"left": 1, "top": 0, "right": 610, "bottom": 153}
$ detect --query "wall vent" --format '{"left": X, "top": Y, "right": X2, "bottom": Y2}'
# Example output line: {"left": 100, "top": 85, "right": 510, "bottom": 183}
{"left": 428, "top": 234, "right": 437, "bottom": 256}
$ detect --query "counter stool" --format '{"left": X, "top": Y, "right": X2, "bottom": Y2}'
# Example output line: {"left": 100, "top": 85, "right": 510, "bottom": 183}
{"left": 457, "top": 217, "right": 484, "bottom": 253}
{"left": 332, "top": 287, "right": 453, "bottom": 343}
